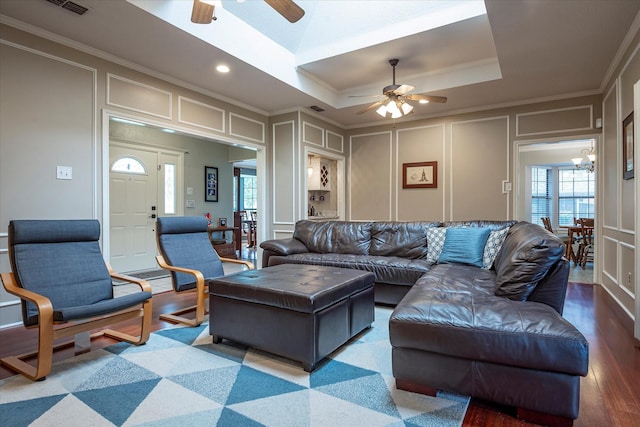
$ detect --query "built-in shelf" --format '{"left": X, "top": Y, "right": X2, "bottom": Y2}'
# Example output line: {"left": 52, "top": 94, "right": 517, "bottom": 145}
{"left": 308, "top": 157, "right": 331, "bottom": 191}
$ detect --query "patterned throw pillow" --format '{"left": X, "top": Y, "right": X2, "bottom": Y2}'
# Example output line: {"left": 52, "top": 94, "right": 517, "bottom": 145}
{"left": 482, "top": 227, "right": 509, "bottom": 269}
{"left": 426, "top": 227, "right": 447, "bottom": 264}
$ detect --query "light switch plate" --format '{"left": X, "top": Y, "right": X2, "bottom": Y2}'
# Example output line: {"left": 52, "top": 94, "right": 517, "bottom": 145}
{"left": 56, "top": 165, "right": 72, "bottom": 180}
{"left": 186, "top": 187, "right": 193, "bottom": 195}
{"left": 186, "top": 200, "right": 196, "bottom": 208}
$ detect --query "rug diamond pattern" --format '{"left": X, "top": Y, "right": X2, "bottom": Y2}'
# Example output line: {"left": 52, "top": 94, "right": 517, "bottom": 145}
{"left": 0, "top": 307, "right": 469, "bottom": 426}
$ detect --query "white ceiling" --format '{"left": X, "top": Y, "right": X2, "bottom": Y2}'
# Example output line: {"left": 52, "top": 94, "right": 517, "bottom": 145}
{"left": 1, "top": 0, "right": 639, "bottom": 128}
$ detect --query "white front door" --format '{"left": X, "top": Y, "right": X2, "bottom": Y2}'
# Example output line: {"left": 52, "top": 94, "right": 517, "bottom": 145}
{"left": 109, "top": 146, "right": 159, "bottom": 273}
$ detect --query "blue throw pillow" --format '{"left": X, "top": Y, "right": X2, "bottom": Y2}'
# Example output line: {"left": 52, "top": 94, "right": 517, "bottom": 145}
{"left": 438, "top": 227, "right": 492, "bottom": 268}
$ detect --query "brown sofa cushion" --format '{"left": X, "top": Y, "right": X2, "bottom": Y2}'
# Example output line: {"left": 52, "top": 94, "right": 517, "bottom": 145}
{"left": 293, "top": 220, "right": 372, "bottom": 255}
{"left": 493, "top": 221, "right": 566, "bottom": 301}
{"left": 370, "top": 221, "right": 440, "bottom": 259}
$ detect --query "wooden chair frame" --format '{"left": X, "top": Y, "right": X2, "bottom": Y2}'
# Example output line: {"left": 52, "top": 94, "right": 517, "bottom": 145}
{"left": 576, "top": 219, "right": 595, "bottom": 268}
{"left": 156, "top": 255, "right": 254, "bottom": 326}
{"left": 0, "top": 263, "right": 152, "bottom": 381}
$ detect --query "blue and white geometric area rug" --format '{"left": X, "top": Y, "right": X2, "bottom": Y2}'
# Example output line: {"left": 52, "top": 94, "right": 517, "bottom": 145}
{"left": 0, "top": 307, "right": 469, "bottom": 427}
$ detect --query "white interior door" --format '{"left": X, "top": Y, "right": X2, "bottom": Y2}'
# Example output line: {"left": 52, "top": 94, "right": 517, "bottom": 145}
{"left": 109, "top": 146, "right": 159, "bottom": 273}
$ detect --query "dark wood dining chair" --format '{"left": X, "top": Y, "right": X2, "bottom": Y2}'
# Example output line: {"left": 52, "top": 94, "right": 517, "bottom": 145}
{"left": 576, "top": 218, "right": 594, "bottom": 268}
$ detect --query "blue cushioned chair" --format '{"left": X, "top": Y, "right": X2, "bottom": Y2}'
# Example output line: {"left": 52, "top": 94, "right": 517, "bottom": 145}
{"left": 1, "top": 219, "right": 152, "bottom": 381}
{"left": 156, "top": 216, "right": 254, "bottom": 326}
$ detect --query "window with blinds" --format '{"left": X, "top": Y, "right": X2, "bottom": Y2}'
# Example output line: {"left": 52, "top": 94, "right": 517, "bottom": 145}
{"left": 558, "top": 168, "right": 595, "bottom": 226}
{"left": 531, "top": 167, "right": 551, "bottom": 226}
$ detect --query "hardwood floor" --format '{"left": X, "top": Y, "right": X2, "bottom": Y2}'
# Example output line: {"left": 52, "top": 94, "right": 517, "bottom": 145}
{"left": 1, "top": 279, "right": 638, "bottom": 426}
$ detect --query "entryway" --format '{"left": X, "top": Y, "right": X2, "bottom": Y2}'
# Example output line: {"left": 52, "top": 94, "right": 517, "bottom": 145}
{"left": 109, "top": 143, "right": 183, "bottom": 273}
{"left": 516, "top": 137, "right": 598, "bottom": 284}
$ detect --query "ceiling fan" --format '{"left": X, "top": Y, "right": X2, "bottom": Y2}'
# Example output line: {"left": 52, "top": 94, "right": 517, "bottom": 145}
{"left": 356, "top": 59, "right": 447, "bottom": 119}
{"left": 191, "top": 0, "right": 305, "bottom": 24}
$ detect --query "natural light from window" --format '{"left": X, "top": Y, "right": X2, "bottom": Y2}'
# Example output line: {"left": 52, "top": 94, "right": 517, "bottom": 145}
{"left": 111, "top": 157, "right": 146, "bottom": 175}
{"left": 242, "top": 174, "right": 257, "bottom": 210}
{"left": 164, "top": 163, "right": 176, "bottom": 214}
{"left": 530, "top": 166, "right": 594, "bottom": 227}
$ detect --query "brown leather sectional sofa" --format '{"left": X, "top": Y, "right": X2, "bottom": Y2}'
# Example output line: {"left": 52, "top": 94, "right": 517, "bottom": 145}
{"left": 260, "top": 219, "right": 589, "bottom": 424}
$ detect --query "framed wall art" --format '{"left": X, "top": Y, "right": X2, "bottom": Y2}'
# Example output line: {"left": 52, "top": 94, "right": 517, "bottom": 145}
{"left": 205, "top": 166, "right": 218, "bottom": 202}
{"left": 623, "top": 112, "right": 634, "bottom": 180}
{"left": 402, "top": 161, "right": 437, "bottom": 189}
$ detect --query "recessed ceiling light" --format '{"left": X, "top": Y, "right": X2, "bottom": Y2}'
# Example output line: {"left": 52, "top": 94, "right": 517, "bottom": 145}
{"left": 216, "top": 64, "right": 230, "bottom": 73}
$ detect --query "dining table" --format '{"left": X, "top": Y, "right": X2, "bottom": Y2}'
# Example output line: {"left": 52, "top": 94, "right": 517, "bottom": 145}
{"left": 560, "top": 224, "right": 594, "bottom": 263}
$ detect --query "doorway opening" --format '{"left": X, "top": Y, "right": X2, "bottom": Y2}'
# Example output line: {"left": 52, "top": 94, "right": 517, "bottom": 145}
{"left": 108, "top": 143, "right": 184, "bottom": 273}
{"left": 516, "top": 137, "right": 598, "bottom": 284}
{"left": 233, "top": 161, "right": 258, "bottom": 263}
{"left": 103, "top": 112, "right": 263, "bottom": 273}
{"left": 304, "top": 147, "right": 346, "bottom": 220}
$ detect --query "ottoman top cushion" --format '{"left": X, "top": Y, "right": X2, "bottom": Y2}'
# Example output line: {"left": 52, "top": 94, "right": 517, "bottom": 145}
{"left": 208, "top": 264, "right": 375, "bottom": 314}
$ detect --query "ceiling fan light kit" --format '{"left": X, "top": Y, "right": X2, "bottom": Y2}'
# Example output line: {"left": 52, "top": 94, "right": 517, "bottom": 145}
{"left": 357, "top": 58, "right": 447, "bottom": 119}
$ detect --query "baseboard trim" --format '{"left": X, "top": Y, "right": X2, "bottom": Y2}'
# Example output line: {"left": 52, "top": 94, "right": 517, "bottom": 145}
{"left": 595, "top": 284, "right": 634, "bottom": 337}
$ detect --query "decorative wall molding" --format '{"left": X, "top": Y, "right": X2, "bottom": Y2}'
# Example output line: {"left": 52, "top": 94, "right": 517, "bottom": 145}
{"left": 106, "top": 73, "right": 172, "bottom": 120}
{"left": 325, "top": 130, "right": 344, "bottom": 153}
{"left": 348, "top": 131, "right": 393, "bottom": 221}
{"left": 272, "top": 121, "right": 296, "bottom": 225}
{"left": 619, "top": 240, "right": 636, "bottom": 299}
{"left": 273, "top": 230, "right": 294, "bottom": 239}
{"left": 0, "top": 40, "right": 98, "bottom": 329}
{"left": 515, "top": 105, "right": 592, "bottom": 137}
{"left": 178, "top": 96, "right": 225, "bottom": 133}
{"left": 395, "top": 123, "right": 446, "bottom": 221}
{"left": 230, "top": 112, "right": 265, "bottom": 143}
{"left": 450, "top": 115, "right": 510, "bottom": 221}
{"left": 303, "top": 121, "right": 324, "bottom": 147}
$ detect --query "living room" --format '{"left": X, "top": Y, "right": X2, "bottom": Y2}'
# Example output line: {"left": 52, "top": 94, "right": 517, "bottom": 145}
{"left": 0, "top": 1, "right": 639, "bottom": 426}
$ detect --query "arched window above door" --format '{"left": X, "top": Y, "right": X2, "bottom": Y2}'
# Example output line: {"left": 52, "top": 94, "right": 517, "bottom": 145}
{"left": 111, "top": 157, "right": 147, "bottom": 175}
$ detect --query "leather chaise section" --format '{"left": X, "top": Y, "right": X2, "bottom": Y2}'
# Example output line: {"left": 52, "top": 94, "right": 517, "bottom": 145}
{"left": 390, "top": 264, "right": 588, "bottom": 376}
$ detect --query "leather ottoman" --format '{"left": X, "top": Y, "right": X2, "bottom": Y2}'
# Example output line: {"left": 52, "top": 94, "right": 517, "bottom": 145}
{"left": 208, "top": 263, "right": 375, "bottom": 371}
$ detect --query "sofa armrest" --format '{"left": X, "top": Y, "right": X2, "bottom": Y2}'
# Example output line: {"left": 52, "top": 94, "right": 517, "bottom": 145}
{"left": 260, "top": 238, "right": 309, "bottom": 268}
{"left": 526, "top": 257, "right": 570, "bottom": 315}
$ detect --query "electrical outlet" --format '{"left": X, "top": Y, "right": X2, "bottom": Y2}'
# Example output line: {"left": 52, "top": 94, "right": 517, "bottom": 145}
{"left": 186, "top": 200, "right": 196, "bottom": 208}
{"left": 56, "top": 165, "right": 72, "bottom": 180}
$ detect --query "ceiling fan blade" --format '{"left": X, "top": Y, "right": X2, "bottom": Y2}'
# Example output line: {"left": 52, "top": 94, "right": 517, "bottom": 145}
{"left": 392, "top": 84, "right": 415, "bottom": 96}
{"left": 264, "top": 0, "right": 305, "bottom": 23}
{"left": 357, "top": 101, "right": 385, "bottom": 115}
{"left": 405, "top": 94, "right": 448, "bottom": 103}
{"left": 191, "top": 0, "right": 214, "bottom": 24}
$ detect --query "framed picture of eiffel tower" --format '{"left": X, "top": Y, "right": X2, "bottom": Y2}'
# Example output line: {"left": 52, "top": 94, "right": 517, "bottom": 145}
{"left": 402, "top": 161, "right": 437, "bottom": 189}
